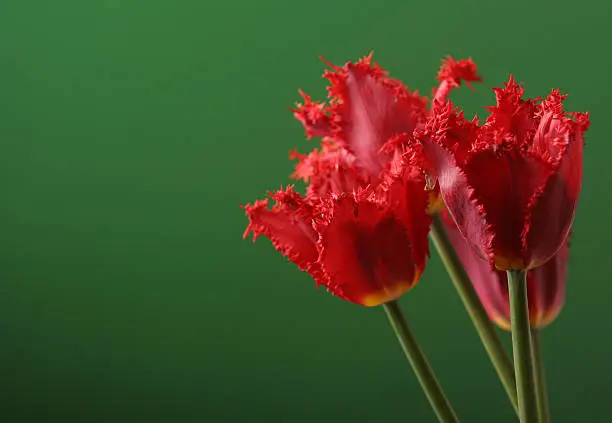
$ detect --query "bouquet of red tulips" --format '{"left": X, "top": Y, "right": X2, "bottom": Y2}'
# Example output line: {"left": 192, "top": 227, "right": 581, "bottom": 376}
{"left": 242, "top": 53, "right": 590, "bottom": 423}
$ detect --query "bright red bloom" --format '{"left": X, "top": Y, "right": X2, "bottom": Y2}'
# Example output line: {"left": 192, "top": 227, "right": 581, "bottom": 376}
{"left": 292, "top": 54, "right": 481, "bottom": 181}
{"left": 242, "top": 185, "right": 430, "bottom": 306}
{"left": 420, "top": 77, "right": 590, "bottom": 270}
{"left": 442, "top": 211, "right": 568, "bottom": 329}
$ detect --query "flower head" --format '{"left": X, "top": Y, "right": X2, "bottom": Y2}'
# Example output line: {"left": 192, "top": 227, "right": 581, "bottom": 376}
{"left": 292, "top": 54, "right": 481, "bottom": 180}
{"left": 442, "top": 211, "right": 568, "bottom": 329}
{"left": 420, "top": 77, "right": 590, "bottom": 270}
{"left": 242, "top": 184, "right": 430, "bottom": 306}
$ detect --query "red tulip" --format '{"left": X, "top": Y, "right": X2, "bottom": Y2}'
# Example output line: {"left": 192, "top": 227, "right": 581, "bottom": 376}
{"left": 292, "top": 54, "right": 481, "bottom": 182}
{"left": 242, "top": 185, "right": 430, "bottom": 306}
{"left": 292, "top": 53, "right": 428, "bottom": 178}
{"left": 442, "top": 211, "right": 568, "bottom": 329}
{"left": 420, "top": 77, "right": 590, "bottom": 270}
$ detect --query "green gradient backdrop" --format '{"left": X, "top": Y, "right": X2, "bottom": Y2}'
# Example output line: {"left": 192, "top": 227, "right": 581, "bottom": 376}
{"left": 0, "top": 1, "right": 609, "bottom": 422}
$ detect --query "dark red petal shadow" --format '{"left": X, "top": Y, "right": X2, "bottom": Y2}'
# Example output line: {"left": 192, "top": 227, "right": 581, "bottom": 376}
{"left": 318, "top": 196, "right": 417, "bottom": 306}
{"left": 462, "top": 150, "right": 548, "bottom": 269}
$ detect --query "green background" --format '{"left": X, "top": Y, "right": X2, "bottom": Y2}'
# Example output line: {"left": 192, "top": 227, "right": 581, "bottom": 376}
{"left": 0, "top": 1, "right": 608, "bottom": 422}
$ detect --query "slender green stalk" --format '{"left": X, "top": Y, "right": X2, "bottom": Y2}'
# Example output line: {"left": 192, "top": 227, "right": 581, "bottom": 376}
{"left": 430, "top": 214, "right": 518, "bottom": 414}
{"left": 383, "top": 300, "right": 460, "bottom": 423}
{"left": 531, "top": 329, "right": 550, "bottom": 423}
{"left": 507, "top": 270, "right": 539, "bottom": 423}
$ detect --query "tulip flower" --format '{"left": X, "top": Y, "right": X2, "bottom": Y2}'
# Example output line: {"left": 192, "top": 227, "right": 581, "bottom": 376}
{"left": 420, "top": 77, "right": 590, "bottom": 271}
{"left": 291, "top": 53, "right": 428, "bottom": 178}
{"left": 242, "top": 184, "right": 430, "bottom": 306}
{"left": 419, "top": 77, "right": 589, "bottom": 423}
{"left": 291, "top": 53, "right": 480, "bottom": 185}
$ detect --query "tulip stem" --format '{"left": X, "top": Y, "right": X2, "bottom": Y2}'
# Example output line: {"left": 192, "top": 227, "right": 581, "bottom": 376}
{"left": 383, "top": 300, "right": 460, "bottom": 423}
{"left": 531, "top": 329, "right": 550, "bottom": 423}
{"left": 507, "top": 270, "right": 539, "bottom": 423}
{"left": 430, "top": 214, "right": 518, "bottom": 415}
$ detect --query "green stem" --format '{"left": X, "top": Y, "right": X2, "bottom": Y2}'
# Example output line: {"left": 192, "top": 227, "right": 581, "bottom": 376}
{"left": 430, "top": 214, "right": 518, "bottom": 415}
{"left": 531, "top": 329, "right": 550, "bottom": 423}
{"left": 383, "top": 300, "right": 460, "bottom": 423}
{"left": 507, "top": 270, "right": 539, "bottom": 423}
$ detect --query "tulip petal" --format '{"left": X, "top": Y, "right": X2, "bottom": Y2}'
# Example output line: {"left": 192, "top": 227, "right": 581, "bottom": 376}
{"left": 434, "top": 56, "right": 482, "bottom": 102}
{"left": 292, "top": 90, "right": 335, "bottom": 139}
{"left": 243, "top": 187, "right": 325, "bottom": 282}
{"left": 338, "top": 64, "right": 425, "bottom": 175}
{"left": 384, "top": 160, "right": 432, "bottom": 270}
{"left": 523, "top": 120, "right": 585, "bottom": 267}
{"left": 318, "top": 196, "right": 418, "bottom": 306}
{"left": 462, "top": 150, "right": 548, "bottom": 269}
{"left": 421, "top": 137, "right": 495, "bottom": 266}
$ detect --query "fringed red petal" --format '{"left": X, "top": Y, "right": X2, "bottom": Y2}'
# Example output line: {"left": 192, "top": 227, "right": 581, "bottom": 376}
{"left": 420, "top": 133, "right": 495, "bottom": 265}
{"left": 290, "top": 142, "right": 369, "bottom": 199}
{"left": 478, "top": 76, "right": 537, "bottom": 151}
{"left": 437, "top": 56, "right": 482, "bottom": 89}
{"left": 242, "top": 186, "right": 325, "bottom": 283}
{"left": 425, "top": 101, "right": 480, "bottom": 166}
{"left": 434, "top": 56, "right": 482, "bottom": 102}
{"left": 521, "top": 89, "right": 590, "bottom": 267}
{"left": 293, "top": 54, "right": 428, "bottom": 178}
{"left": 329, "top": 58, "right": 428, "bottom": 176}
{"left": 529, "top": 90, "right": 571, "bottom": 166}
{"left": 292, "top": 90, "right": 336, "bottom": 140}
{"left": 521, "top": 122, "right": 583, "bottom": 268}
